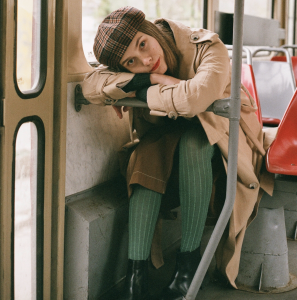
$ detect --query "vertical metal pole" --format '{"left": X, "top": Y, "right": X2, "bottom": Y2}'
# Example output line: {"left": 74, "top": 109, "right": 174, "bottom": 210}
{"left": 203, "top": 0, "right": 208, "bottom": 29}
{"left": 183, "top": 1, "right": 244, "bottom": 299}
{"left": 271, "top": 0, "right": 275, "bottom": 19}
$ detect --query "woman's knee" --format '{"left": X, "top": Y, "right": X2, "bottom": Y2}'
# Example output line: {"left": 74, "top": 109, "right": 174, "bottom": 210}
{"left": 179, "top": 125, "right": 213, "bottom": 157}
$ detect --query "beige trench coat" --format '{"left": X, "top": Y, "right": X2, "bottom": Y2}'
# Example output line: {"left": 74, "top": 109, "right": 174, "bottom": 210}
{"left": 82, "top": 18, "right": 275, "bottom": 288}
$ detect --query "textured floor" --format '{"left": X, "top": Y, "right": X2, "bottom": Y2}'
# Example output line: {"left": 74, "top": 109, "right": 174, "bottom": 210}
{"left": 103, "top": 226, "right": 297, "bottom": 300}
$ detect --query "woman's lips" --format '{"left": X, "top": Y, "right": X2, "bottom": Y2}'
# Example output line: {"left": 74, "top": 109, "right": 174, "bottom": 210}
{"left": 151, "top": 58, "right": 160, "bottom": 72}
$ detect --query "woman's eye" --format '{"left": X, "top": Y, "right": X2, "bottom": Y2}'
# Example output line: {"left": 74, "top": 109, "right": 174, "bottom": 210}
{"left": 127, "top": 58, "right": 134, "bottom": 65}
{"left": 140, "top": 41, "right": 145, "bottom": 48}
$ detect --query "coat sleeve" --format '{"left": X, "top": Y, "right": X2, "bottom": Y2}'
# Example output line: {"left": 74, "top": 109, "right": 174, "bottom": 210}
{"left": 81, "top": 65, "right": 135, "bottom": 105}
{"left": 147, "top": 40, "right": 231, "bottom": 118}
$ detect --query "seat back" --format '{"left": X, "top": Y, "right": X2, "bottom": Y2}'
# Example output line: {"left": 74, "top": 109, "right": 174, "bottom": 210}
{"left": 266, "top": 88, "right": 297, "bottom": 175}
{"left": 252, "top": 48, "right": 295, "bottom": 126}
{"left": 226, "top": 46, "right": 262, "bottom": 125}
{"left": 241, "top": 64, "right": 262, "bottom": 125}
{"left": 252, "top": 60, "right": 295, "bottom": 123}
{"left": 271, "top": 56, "right": 297, "bottom": 86}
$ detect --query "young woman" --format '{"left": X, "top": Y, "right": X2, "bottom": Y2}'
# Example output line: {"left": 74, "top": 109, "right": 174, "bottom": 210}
{"left": 82, "top": 6, "right": 273, "bottom": 300}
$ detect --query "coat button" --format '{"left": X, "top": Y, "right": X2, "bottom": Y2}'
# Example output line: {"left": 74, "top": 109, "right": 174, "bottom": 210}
{"left": 105, "top": 99, "right": 113, "bottom": 104}
{"left": 249, "top": 183, "right": 258, "bottom": 189}
{"left": 190, "top": 33, "right": 199, "bottom": 41}
{"left": 168, "top": 111, "right": 178, "bottom": 120}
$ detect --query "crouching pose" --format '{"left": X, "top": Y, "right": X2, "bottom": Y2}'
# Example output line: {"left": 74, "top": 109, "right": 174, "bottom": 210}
{"left": 82, "top": 6, "right": 272, "bottom": 300}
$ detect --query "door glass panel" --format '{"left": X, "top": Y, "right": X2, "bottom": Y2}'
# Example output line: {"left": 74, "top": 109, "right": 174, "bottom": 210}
{"left": 14, "top": 122, "right": 38, "bottom": 300}
{"left": 16, "top": 0, "right": 41, "bottom": 92}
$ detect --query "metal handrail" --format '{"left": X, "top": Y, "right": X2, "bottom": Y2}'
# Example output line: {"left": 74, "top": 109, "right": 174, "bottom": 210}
{"left": 252, "top": 47, "right": 291, "bottom": 63}
{"left": 74, "top": 84, "right": 233, "bottom": 118}
{"left": 184, "top": 0, "right": 244, "bottom": 298}
{"left": 226, "top": 45, "right": 252, "bottom": 65}
{"left": 282, "top": 44, "right": 297, "bottom": 50}
{"left": 251, "top": 47, "right": 296, "bottom": 90}
{"left": 281, "top": 44, "right": 297, "bottom": 57}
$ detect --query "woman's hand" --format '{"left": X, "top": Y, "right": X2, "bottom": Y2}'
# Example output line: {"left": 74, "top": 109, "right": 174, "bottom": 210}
{"left": 112, "top": 91, "right": 135, "bottom": 119}
{"left": 150, "top": 74, "right": 181, "bottom": 85}
{"left": 112, "top": 106, "right": 131, "bottom": 119}
{"left": 111, "top": 74, "right": 181, "bottom": 119}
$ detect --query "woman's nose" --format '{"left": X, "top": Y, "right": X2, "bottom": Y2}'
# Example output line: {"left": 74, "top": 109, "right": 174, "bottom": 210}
{"left": 142, "top": 56, "right": 152, "bottom": 66}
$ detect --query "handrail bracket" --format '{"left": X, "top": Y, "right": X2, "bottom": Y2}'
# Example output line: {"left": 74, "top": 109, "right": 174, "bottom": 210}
{"left": 75, "top": 84, "right": 90, "bottom": 112}
{"left": 207, "top": 98, "right": 231, "bottom": 118}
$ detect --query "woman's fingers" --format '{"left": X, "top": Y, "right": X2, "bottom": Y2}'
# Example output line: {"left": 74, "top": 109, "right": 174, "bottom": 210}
{"left": 127, "top": 91, "right": 136, "bottom": 98}
{"left": 123, "top": 106, "right": 131, "bottom": 112}
{"left": 112, "top": 106, "right": 131, "bottom": 118}
{"left": 112, "top": 106, "right": 123, "bottom": 119}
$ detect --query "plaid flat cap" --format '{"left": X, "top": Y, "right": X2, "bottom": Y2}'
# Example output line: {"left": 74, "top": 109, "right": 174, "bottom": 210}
{"left": 93, "top": 7, "right": 145, "bottom": 68}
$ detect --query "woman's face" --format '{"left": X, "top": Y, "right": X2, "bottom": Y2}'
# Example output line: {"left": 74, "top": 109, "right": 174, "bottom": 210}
{"left": 120, "top": 31, "right": 167, "bottom": 74}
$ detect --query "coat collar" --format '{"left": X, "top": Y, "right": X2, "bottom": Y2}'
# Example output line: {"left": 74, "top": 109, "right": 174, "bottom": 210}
{"left": 154, "top": 18, "right": 220, "bottom": 79}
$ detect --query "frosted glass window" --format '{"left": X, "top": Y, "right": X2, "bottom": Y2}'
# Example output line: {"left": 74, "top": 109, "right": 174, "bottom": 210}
{"left": 16, "top": 0, "right": 45, "bottom": 95}
{"left": 14, "top": 122, "right": 38, "bottom": 300}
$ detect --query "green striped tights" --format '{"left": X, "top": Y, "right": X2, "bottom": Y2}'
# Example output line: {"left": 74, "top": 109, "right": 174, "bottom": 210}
{"left": 128, "top": 124, "right": 216, "bottom": 260}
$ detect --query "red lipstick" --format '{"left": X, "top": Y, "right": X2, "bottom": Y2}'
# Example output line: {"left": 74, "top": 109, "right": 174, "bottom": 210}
{"left": 151, "top": 58, "right": 160, "bottom": 72}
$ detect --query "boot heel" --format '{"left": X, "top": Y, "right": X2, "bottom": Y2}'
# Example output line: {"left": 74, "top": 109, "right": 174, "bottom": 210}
{"left": 116, "top": 259, "right": 150, "bottom": 300}
{"left": 158, "top": 247, "right": 202, "bottom": 300}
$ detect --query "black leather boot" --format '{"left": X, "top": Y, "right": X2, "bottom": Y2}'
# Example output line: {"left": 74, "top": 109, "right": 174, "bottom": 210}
{"left": 117, "top": 259, "right": 150, "bottom": 300}
{"left": 158, "top": 247, "right": 201, "bottom": 300}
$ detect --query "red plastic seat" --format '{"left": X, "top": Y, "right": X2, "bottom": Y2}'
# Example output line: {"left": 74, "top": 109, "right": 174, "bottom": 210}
{"left": 242, "top": 62, "right": 281, "bottom": 127}
{"left": 271, "top": 56, "right": 297, "bottom": 86}
{"left": 241, "top": 64, "right": 263, "bottom": 125}
{"left": 251, "top": 48, "right": 295, "bottom": 127}
{"left": 266, "top": 88, "right": 297, "bottom": 175}
{"left": 260, "top": 117, "right": 281, "bottom": 126}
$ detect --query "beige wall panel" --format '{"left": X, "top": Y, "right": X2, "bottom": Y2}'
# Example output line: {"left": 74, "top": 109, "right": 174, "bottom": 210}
{"left": 65, "top": 82, "right": 131, "bottom": 196}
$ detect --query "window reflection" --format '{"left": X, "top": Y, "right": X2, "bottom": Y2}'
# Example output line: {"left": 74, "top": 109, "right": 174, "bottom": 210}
{"left": 14, "top": 122, "right": 38, "bottom": 300}
{"left": 16, "top": 0, "right": 41, "bottom": 92}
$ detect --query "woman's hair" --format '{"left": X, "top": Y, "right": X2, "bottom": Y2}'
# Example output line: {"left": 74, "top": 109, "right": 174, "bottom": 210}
{"left": 139, "top": 20, "right": 180, "bottom": 76}
{"left": 117, "top": 20, "right": 180, "bottom": 76}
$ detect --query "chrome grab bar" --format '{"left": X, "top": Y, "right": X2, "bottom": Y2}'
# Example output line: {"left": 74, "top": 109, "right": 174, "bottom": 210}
{"left": 75, "top": 84, "right": 232, "bottom": 118}
{"left": 226, "top": 45, "right": 252, "bottom": 65}
{"left": 252, "top": 47, "right": 292, "bottom": 63}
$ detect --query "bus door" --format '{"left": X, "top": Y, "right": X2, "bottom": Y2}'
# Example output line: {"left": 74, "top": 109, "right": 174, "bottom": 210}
{"left": 0, "top": 0, "right": 67, "bottom": 299}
